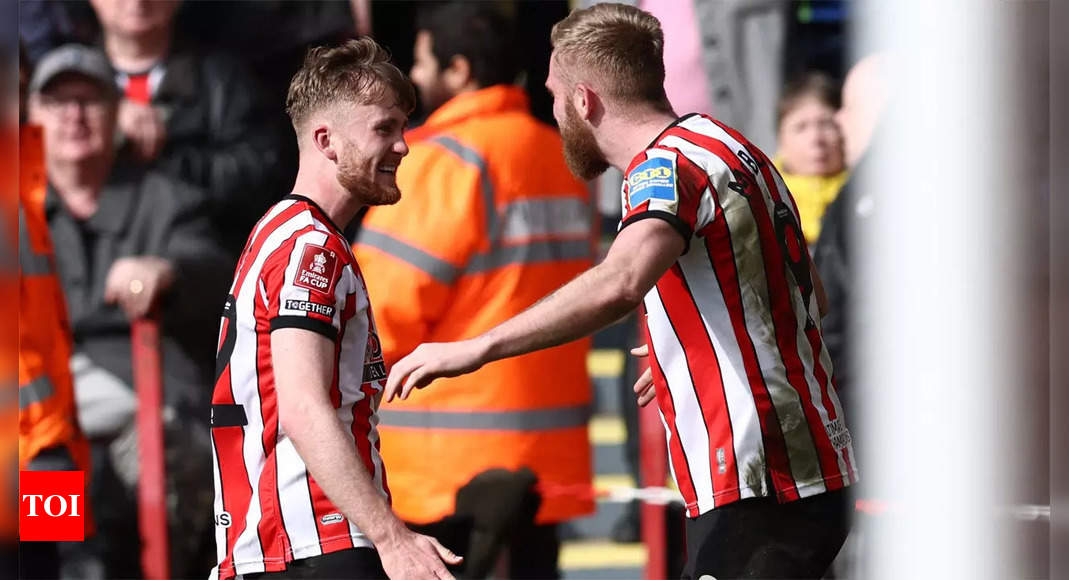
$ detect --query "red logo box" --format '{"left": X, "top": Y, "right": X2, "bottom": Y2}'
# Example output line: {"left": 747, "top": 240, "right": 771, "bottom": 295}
{"left": 294, "top": 244, "right": 339, "bottom": 295}
{"left": 20, "top": 471, "right": 85, "bottom": 541}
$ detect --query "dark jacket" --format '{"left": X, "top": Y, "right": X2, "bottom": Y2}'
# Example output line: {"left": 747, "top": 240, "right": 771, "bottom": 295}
{"left": 125, "top": 42, "right": 288, "bottom": 254}
{"left": 812, "top": 155, "right": 873, "bottom": 419}
{"left": 46, "top": 161, "right": 234, "bottom": 413}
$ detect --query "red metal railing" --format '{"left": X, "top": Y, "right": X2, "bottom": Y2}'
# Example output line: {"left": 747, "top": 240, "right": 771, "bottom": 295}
{"left": 637, "top": 350, "right": 668, "bottom": 580}
{"left": 131, "top": 317, "right": 169, "bottom": 580}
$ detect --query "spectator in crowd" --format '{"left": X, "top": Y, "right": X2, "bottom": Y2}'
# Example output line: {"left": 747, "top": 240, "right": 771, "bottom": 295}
{"left": 175, "top": 0, "right": 374, "bottom": 210}
{"left": 176, "top": 0, "right": 370, "bottom": 106}
{"left": 354, "top": 4, "right": 595, "bottom": 577}
{"left": 89, "top": 0, "right": 286, "bottom": 255}
{"left": 835, "top": 54, "right": 887, "bottom": 170}
{"left": 813, "top": 53, "right": 887, "bottom": 423}
{"left": 15, "top": 40, "right": 95, "bottom": 580}
{"left": 19, "top": 1, "right": 100, "bottom": 66}
{"left": 27, "top": 44, "right": 231, "bottom": 579}
{"left": 774, "top": 72, "right": 848, "bottom": 246}
{"left": 811, "top": 53, "right": 887, "bottom": 579}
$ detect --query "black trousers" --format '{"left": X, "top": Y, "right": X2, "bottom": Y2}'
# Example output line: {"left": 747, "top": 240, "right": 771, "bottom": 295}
{"left": 17, "top": 540, "right": 60, "bottom": 580}
{"left": 243, "top": 548, "right": 387, "bottom": 579}
{"left": 683, "top": 488, "right": 851, "bottom": 580}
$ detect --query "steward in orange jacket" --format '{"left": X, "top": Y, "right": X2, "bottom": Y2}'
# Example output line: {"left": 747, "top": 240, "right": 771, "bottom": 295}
{"left": 5, "top": 47, "right": 90, "bottom": 571}
{"left": 354, "top": 7, "right": 594, "bottom": 572}
{"left": 18, "top": 124, "right": 92, "bottom": 476}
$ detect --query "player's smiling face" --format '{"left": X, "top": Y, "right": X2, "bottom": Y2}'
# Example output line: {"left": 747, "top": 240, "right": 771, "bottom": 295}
{"left": 334, "top": 98, "right": 409, "bottom": 206}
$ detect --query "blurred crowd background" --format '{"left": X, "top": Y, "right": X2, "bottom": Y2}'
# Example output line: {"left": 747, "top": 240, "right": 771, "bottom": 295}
{"left": 2, "top": 0, "right": 1062, "bottom": 579}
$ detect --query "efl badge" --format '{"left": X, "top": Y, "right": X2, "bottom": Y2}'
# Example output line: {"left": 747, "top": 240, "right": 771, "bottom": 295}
{"left": 628, "top": 156, "right": 678, "bottom": 210}
{"left": 294, "top": 244, "right": 339, "bottom": 294}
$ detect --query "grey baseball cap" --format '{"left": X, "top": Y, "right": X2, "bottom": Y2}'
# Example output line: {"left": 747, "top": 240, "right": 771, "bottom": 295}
{"left": 29, "top": 44, "right": 118, "bottom": 97}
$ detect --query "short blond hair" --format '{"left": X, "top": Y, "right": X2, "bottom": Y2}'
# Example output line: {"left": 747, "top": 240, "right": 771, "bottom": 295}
{"left": 286, "top": 38, "right": 415, "bottom": 129}
{"left": 550, "top": 3, "right": 670, "bottom": 108}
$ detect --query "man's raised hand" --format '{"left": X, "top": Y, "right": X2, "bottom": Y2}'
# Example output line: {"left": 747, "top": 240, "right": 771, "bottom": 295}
{"left": 384, "top": 339, "right": 488, "bottom": 402}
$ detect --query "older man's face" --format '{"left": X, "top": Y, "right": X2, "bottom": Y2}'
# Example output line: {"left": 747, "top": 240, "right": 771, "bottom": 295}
{"left": 29, "top": 75, "right": 117, "bottom": 164}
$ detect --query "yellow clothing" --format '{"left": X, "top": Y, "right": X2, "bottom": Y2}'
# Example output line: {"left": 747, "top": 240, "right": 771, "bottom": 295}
{"left": 774, "top": 157, "right": 847, "bottom": 244}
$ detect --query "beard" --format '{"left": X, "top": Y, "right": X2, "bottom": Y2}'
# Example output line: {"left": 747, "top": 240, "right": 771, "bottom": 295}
{"left": 560, "top": 100, "right": 610, "bottom": 180}
{"left": 336, "top": 149, "right": 401, "bottom": 207}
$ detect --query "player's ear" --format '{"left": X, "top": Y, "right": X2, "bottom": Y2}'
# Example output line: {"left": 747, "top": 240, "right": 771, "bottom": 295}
{"left": 573, "top": 83, "right": 597, "bottom": 122}
{"left": 312, "top": 123, "right": 337, "bottom": 162}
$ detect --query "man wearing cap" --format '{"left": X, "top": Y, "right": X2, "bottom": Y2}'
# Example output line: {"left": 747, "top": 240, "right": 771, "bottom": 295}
{"left": 27, "top": 44, "right": 232, "bottom": 578}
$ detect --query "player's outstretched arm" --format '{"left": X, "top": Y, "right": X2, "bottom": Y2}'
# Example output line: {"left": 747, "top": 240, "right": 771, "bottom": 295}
{"left": 273, "top": 328, "right": 462, "bottom": 579}
{"left": 385, "top": 217, "right": 685, "bottom": 401}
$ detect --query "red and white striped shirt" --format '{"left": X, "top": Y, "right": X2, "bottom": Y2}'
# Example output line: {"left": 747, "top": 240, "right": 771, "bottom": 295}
{"left": 622, "top": 114, "right": 857, "bottom": 518}
{"left": 210, "top": 195, "right": 389, "bottom": 579}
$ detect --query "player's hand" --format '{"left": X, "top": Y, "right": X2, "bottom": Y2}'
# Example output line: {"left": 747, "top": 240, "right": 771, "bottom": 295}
{"left": 376, "top": 527, "right": 462, "bottom": 580}
{"left": 104, "top": 256, "right": 175, "bottom": 319}
{"left": 385, "top": 340, "right": 487, "bottom": 402}
{"left": 630, "top": 345, "right": 656, "bottom": 407}
{"left": 118, "top": 98, "right": 166, "bottom": 161}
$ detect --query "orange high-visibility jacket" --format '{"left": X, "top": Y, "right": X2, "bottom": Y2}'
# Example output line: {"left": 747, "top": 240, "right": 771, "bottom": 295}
{"left": 18, "top": 125, "right": 91, "bottom": 475}
{"left": 1, "top": 127, "right": 17, "bottom": 540}
{"left": 355, "top": 86, "right": 595, "bottom": 524}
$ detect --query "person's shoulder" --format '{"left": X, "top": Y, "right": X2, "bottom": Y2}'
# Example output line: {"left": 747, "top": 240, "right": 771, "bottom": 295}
{"left": 133, "top": 165, "right": 213, "bottom": 215}
{"left": 170, "top": 37, "right": 247, "bottom": 69}
{"left": 199, "top": 49, "right": 256, "bottom": 80}
{"left": 257, "top": 208, "right": 354, "bottom": 269}
{"left": 283, "top": 198, "right": 355, "bottom": 256}
{"left": 625, "top": 143, "right": 705, "bottom": 181}
{"left": 652, "top": 113, "right": 749, "bottom": 162}
{"left": 441, "top": 109, "right": 547, "bottom": 151}
{"left": 169, "top": 40, "right": 259, "bottom": 87}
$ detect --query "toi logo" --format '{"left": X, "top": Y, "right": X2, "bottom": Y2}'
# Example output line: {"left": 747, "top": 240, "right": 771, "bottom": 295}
{"left": 19, "top": 471, "right": 85, "bottom": 541}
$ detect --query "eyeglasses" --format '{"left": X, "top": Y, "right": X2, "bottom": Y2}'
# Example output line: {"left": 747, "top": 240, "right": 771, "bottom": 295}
{"left": 37, "top": 93, "right": 112, "bottom": 113}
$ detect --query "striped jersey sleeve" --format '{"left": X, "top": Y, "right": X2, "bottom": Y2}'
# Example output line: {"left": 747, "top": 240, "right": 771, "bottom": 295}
{"left": 620, "top": 147, "right": 717, "bottom": 251}
{"left": 263, "top": 231, "right": 353, "bottom": 341}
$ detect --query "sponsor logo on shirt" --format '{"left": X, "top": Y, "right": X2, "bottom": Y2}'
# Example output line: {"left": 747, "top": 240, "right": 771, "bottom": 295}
{"left": 362, "top": 325, "right": 386, "bottom": 383}
{"left": 627, "top": 157, "right": 678, "bottom": 208}
{"left": 363, "top": 361, "right": 387, "bottom": 383}
{"left": 825, "top": 418, "right": 852, "bottom": 450}
{"left": 365, "top": 331, "right": 382, "bottom": 362}
{"left": 320, "top": 513, "right": 344, "bottom": 525}
{"left": 284, "top": 299, "right": 335, "bottom": 318}
{"left": 294, "top": 244, "right": 339, "bottom": 294}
